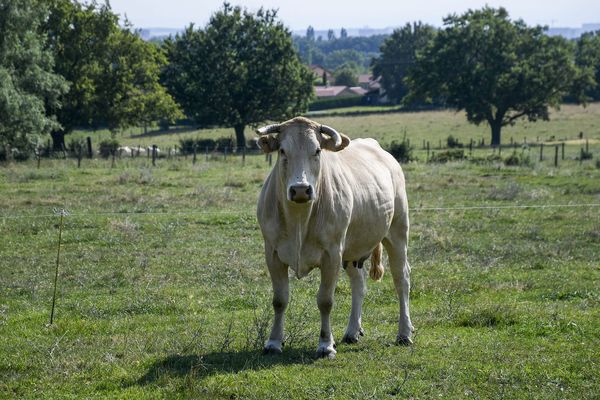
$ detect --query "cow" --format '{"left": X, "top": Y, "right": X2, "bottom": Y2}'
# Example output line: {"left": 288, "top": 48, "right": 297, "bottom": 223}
{"left": 256, "top": 116, "right": 414, "bottom": 358}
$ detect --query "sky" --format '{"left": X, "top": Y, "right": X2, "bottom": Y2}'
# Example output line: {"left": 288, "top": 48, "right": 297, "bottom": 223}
{"left": 108, "top": 0, "right": 600, "bottom": 31}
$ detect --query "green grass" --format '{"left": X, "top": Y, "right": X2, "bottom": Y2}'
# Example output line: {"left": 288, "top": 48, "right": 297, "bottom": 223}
{"left": 1, "top": 108, "right": 600, "bottom": 399}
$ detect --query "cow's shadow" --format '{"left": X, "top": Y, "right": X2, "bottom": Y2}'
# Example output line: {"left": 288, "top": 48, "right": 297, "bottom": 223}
{"left": 135, "top": 348, "right": 316, "bottom": 385}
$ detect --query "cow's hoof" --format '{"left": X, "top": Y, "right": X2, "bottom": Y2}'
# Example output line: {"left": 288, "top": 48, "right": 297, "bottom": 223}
{"left": 263, "top": 340, "right": 283, "bottom": 355}
{"left": 316, "top": 343, "right": 337, "bottom": 359}
{"left": 396, "top": 335, "right": 413, "bottom": 346}
{"left": 342, "top": 328, "right": 364, "bottom": 344}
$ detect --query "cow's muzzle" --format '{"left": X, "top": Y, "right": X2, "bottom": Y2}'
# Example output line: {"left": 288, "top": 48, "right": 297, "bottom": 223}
{"left": 289, "top": 184, "right": 313, "bottom": 203}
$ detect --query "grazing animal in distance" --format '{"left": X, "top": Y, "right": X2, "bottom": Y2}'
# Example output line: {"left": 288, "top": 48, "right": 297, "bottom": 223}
{"left": 256, "top": 116, "right": 414, "bottom": 358}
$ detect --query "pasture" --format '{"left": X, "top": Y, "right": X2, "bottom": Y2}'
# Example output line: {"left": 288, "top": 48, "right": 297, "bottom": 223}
{"left": 1, "top": 107, "right": 600, "bottom": 399}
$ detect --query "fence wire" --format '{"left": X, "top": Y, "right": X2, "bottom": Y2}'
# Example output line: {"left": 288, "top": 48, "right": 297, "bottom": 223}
{"left": 1, "top": 203, "right": 599, "bottom": 220}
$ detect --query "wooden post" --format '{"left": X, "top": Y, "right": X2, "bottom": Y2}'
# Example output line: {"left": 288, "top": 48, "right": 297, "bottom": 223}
{"left": 510, "top": 137, "right": 513, "bottom": 146}
{"left": 554, "top": 145, "right": 559, "bottom": 167}
{"left": 539, "top": 143, "right": 544, "bottom": 161}
{"left": 580, "top": 148, "right": 584, "bottom": 165}
{"left": 422, "top": 139, "right": 426, "bottom": 150}
{"left": 242, "top": 147, "right": 246, "bottom": 166}
{"left": 426, "top": 141, "right": 430, "bottom": 161}
{"left": 498, "top": 145, "right": 502, "bottom": 156}
{"left": 469, "top": 139, "right": 473, "bottom": 156}
{"left": 586, "top": 139, "right": 589, "bottom": 153}
{"left": 205, "top": 146, "right": 209, "bottom": 162}
{"left": 152, "top": 145, "right": 157, "bottom": 166}
{"left": 86, "top": 136, "right": 93, "bottom": 158}
{"left": 193, "top": 144, "right": 197, "bottom": 165}
{"left": 438, "top": 139, "right": 442, "bottom": 149}
{"left": 268, "top": 153, "right": 272, "bottom": 166}
{"left": 561, "top": 142, "right": 565, "bottom": 160}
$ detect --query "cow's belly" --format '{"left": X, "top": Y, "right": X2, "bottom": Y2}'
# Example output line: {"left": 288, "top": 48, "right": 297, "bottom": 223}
{"left": 342, "top": 200, "right": 394, "bottom": 261}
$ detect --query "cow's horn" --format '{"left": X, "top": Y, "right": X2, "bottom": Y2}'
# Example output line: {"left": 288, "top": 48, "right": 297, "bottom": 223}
{"left": 256, "top": 124, "right": 281, "bottom": 135}
{"left": 320, "top": 124, "right": 342, "bottom": 148}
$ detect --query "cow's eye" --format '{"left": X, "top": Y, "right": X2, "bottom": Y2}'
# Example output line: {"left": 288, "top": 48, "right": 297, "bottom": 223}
{"left": 280, "top": 149, "right": 286, "bottom": 156}
{"left": 315, "top": 148, "right": 321, "bottom": 156}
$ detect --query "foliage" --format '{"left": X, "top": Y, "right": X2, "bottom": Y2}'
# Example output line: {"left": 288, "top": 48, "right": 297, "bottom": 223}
{"left": 333, "top": 65, "right": 359, "bottom": 86}
{"left": 574, "top": 31, "right": 600, "bottom": 101}
{"left": 406, "top": 7, "right": 592, "bottom": 146}
{"left": 98, "top": 139, "right": 119, "bottom": 158}
{"left": 579, "top": 150, "right": 593, "bottom": 160}
{"left": 178, "top": 137, "right": 234, "bottom": 155}
{"left": 0, "top": 0, "right": 68, "bottom": 157}
{"left": 504, "top": 151, "right": 532, "bottom": 166}
{"left": 387, "top": 140, "right": 414, "bottom": 163}
{"left": 429, "top": 149, "right": 465, "bottom": 163}
{"left": 44, "top": 0, "right": 182, "bottom": 149}
{"left": 294, "top": 34, "right": 387, "bottom": 71}
{"left": 162, "top": 4, "right": 313, "bottom": 148}
{"left": 446, "top": 135, "right": 463, "bottom": 148}
{"left": 308, "top": 95, "right": 365, "bottom": 111}
{"left": 371, "top": 22, "right": 436, "bottom": 104}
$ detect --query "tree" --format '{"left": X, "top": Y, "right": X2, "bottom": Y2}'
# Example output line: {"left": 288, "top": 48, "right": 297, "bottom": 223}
{"left": 334, "top": 62, "right": 360, "bottom": 86}
{"left": 340, "top": 27, "right": 348, "bottom": 39}
{"left": 371, "top": 22, "right": 436, "bottom": 104}
{"left": 575, "top": 31, "right": 600, "bottom": 100}
{"left": 0, "top": 0, "right": 68, "bottom": 159}
{"left": 327, "top": 29, "right": 335, "bottom": 41}
{"left": 162, "top": 4, "right": 313, "bottom": 149}
{"left": 306, "top": 25, "right": 315, "bottom": 41}
{"left": 44, "top": 0, "right": 181, "bottom": 149}
{"left": 406, "top": 7, "right": 589, "bottom": 146}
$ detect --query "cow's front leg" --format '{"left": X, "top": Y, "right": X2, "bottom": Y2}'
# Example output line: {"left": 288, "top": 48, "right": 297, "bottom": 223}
{"left": 264, "top": 249, "right": 289, "bottom": 354}
{"left": 316, "top": 256, "right": 340, "bottom": 358}
{"left": 342, "top": 262, "right": 366, "bottom": 343}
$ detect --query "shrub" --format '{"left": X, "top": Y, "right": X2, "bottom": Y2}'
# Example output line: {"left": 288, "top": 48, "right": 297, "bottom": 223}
{"left": 98, "top": 139, "right": 119, "bottom": 159}
{"left": 578, "top": 150, "right": 593, "bottom": 160}
{"left": 504, "top": 151, "right": 531, "bottom": 166}
{"left": 446, "top": 135, "right": 463, "bottom": 148}
{"left": 429, "top": 149, "right": 464, "bottom": 163}
{"left": 387, "top": 140, "right": 414, "bottom": 163}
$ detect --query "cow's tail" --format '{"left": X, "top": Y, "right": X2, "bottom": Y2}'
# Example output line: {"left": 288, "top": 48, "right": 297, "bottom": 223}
{"left": 369, "top": 242, "right": 384, "bottom": 281}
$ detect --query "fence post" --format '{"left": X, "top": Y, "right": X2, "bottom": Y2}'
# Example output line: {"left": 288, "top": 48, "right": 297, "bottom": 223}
{"left": 426, "top": 141, "right": 430, "bottom": 161}
{"left": 268, "top": 153, "right": 272, "bottom": 166}
{"left": 586, "top": 139, "right": 589, "bottom": 153}
{"left": 422, "top": 140, "right": 426, "bottom": 150}
{"left": 539, "top": 143, "right": 544, "bottom": 161}
{"left": 580, "top": 148, "right": 584, "bottom": 165}
{"left": 152, "top": 145, "right": 157, "bottom": 166}
{"left": 193, "top": 144, "right": 197, "bottom": 165}
{"left": 469, "top": 139, "right": 473, "bottom": 156}
{"left": 561, "top": 142, "right": 565, "bottom": 160}
{"left": 86, "top": 137, "right": 93, "bottom": 158}
{"left": 242, "top": 147, "right": 246, "bottom": 166}
{"left": 205, "top": 146, "right": 209, "bottom": 162}
{"left": 498, "top": 145, "right": 502, "bottom": 156}
{"left": 554, "top": 145, "right": 559, "bottom": 167}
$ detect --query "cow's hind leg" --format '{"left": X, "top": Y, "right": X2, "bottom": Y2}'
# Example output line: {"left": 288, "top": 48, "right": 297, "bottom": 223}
{"left": 383, "top": 218, "right": 414, "bottom": 345}
{"left": 341, "top": 262, "right": 366, "bottom": 344}
{"left": 264, "top": 248, "right": 289, "bottom": 354}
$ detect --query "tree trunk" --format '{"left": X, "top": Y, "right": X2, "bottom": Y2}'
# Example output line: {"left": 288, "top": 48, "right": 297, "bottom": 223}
{"left": 490, "top": 121, "right": 502, "bottom": 147}
{"left": 50, "top": 130, "right": 66, "bottom": 151}
{"left": 234, "top": 124, "right": 246, "bottom": 150}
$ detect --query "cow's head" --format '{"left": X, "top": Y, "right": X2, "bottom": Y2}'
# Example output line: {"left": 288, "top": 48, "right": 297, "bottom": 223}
{"left": 256, "top": 117, "right": 350, "bottom": 204}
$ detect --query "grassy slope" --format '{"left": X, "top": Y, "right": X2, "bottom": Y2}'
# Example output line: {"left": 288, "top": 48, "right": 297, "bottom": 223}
{"left": 1, "top": 108, "right": 599, "bottom": 399}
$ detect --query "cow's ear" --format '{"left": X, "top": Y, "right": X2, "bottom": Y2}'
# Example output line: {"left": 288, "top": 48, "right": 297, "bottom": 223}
{"left": 321, "top": 132, "right": 350, "bottom": 152}
{"left": 257, "top": 134, "right": 279, "bottom": 153}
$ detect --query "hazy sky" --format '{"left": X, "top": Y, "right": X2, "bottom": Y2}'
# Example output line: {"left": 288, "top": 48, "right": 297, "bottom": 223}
{"left": 109, "top": 0, "right": 600, "bottom": 31}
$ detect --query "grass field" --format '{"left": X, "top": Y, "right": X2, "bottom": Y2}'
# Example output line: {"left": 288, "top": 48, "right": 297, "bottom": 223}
{"left": 1, "top": 108, "right": 599, "bottom": 398}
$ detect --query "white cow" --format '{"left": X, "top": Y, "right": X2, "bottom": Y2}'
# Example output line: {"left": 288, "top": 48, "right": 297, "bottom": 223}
{"left": 256, "top": 117, "right": 414, "bottom": 358}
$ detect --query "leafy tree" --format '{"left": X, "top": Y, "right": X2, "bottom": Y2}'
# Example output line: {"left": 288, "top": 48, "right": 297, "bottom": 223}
{"left": 44, "top": 0, "right": 181, "bottom": 149}
{"left": 406, "top": 7, "right": 590, "bottom": 145}
{"left": 340, "top": 28, "right": 348, "bottom": 39}
{"left": 327, "top": 29, "right": 335, "bottom": 41}
{"left": 324, "top": 49, "right": 366, "bottom": 72}
{"left": 575, "top": 31, "right": 600, "bottom": 100}
{"left": 371, "top": 22, "right": 436, "bottom": 103}
{"left": 306, "top": 25, "right": 315, "bottom": 41}
{"left": 0, "top": 0, "right": 68, "bottom": 159}
{"left": 162, "top": 4, "right": 313, "bottom": 149}
{"left": 334, "top": 67, "right": 358, "bottom": 87}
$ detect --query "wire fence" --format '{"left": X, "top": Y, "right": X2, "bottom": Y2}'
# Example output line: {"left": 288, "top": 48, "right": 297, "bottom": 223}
{"left": 2, "top": 203, "right": 600, "bottom": 220}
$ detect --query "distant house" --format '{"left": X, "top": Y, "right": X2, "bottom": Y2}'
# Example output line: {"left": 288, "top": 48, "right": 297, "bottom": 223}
{"left": 358, "top": 74, "right": 372, "bottom": 89}
{"left": 314, "top": 85, "right": 366, "bottom": 98}
{"left": 309, "top": 65, "right": 334, "bottom": 85}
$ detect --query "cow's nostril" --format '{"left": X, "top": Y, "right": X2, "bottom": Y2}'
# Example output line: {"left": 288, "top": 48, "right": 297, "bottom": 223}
{"left": 306, "top": 186, "right": 313, "bottom": 196}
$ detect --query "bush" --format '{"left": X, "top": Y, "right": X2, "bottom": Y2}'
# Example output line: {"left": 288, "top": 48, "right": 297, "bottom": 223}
{"left": 179, "top": 138, "right": 216, "bottom": 155}
{"left": 446, "top": 135, "right": 463, "bottom": 148}
{"left": 429, "top": 149, "right": 465, "bottom": 163}
{"left": 308, "top": 95, "right": 365, "bottom": 111}
{"left": 387, "top": 140, "right": 414, "bottom": 163}
{"left": 503, "top": 151, "right": 531, "bottom": 166}
{"left": 98, "top": 139, "right": 119, "bottom": 159}
{"left": 67, "top": 138, "right": 86, "bottom": 158}
{"left": 578, "top": 150, "right": 593, "bottom": 160}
